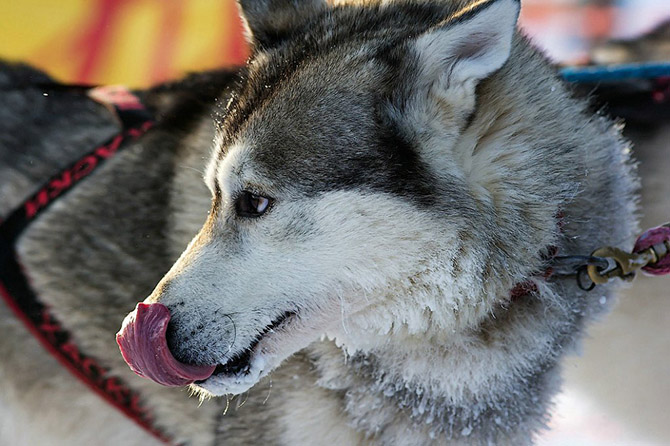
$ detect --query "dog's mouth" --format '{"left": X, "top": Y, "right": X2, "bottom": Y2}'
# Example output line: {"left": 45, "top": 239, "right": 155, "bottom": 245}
{"left": 117, "top": 303, "right": 298, "bottom": 393}
{"left": 201, "top": 310, "right": 296, "bottom": 381}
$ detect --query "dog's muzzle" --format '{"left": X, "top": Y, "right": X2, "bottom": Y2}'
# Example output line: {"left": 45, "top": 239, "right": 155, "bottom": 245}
{"left": 116, "top": 303, "right": 215, "bottom": 386}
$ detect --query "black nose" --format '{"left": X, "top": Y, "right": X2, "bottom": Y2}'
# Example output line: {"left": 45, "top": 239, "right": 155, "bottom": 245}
{"left": 165, "top": 306, "right": 237, "bottom": 366}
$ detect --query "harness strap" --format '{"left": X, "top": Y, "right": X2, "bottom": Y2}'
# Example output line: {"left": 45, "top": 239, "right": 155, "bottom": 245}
{"left": 0, "top": 86, "right": 171, "bottom": 444}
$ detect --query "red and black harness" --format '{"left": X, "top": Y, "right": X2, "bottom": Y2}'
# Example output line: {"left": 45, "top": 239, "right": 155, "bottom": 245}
{"left": 0, "top": 86, "right": 171, "bottom": 444}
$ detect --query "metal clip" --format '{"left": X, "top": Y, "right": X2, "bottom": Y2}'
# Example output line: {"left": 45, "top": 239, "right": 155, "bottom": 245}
{"left": 586, "top": 246, "right": 660, "bottom": 284}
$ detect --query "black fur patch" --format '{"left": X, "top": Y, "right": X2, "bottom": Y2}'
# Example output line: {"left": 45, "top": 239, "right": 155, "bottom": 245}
{"left": 213, "top": 2, "right": 487, "bottom": 208}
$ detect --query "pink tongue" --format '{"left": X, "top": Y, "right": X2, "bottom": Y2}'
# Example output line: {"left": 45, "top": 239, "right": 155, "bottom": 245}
{"left": 116, "top": 302, "right": 215, "bottom": 386}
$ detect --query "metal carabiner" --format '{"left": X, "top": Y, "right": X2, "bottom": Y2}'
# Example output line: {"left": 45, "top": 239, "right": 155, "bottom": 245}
{"left": 586, "top": 246, "right": 660, "bottom": 284}
{"left": 550, "top": 255, "right": 611, "bottom": 276}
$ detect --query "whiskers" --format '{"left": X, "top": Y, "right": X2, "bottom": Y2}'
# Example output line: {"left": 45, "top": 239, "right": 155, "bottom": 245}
{"left": 237, "top": 391, "right": 250, "bottom": 409}
{"left": 218, "top": 376, "right": 272, "bottom": 417}
{"left": 221, "top": 312, "right": 237, "bottom": 357}
{"left": 337, "top": 290, "right": 350, "bottom": 335}
{"left": 178, "top": 164, "right": 206, "bottom": 177}
{"left": 223, "top": 395, "right": 231, "bottom": 416}
{"left": 263, "top": 377, "right": 273, "bottom": 405}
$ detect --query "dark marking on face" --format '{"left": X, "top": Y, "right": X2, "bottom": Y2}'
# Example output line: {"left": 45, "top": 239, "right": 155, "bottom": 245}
{"left": 210, "top": 2, "right": 482, "bottom": 213}
{"left": 216, "top": 2, "right": 477, "bottom": 148}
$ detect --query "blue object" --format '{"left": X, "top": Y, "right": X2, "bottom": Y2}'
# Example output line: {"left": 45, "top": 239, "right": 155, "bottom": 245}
{"left": 561, "top": 62, "right": 670, "bottom": 83}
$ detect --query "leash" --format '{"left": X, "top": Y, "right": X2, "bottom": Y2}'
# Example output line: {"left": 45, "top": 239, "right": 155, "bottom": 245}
{"left": 0, "top": 85, "right": 172, "bottom": 444}
{"left": 547, "top": 223, "right": 670, "bottom": 291}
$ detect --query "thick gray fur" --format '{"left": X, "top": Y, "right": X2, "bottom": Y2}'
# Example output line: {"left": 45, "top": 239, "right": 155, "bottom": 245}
{"left": 0, "top": 0, "right": 638, "bottom": 445}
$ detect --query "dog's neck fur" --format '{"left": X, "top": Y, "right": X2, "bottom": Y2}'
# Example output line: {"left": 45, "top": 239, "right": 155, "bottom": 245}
{"left": 308, "top": 287, "right": 577, "bottom": 444}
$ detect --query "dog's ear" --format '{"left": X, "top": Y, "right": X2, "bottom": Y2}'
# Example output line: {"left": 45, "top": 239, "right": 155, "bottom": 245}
{"left": 237, "top": 0, "right": 327, "bottom": 49}
{"left": 386, "top": 0, "right": 520, "bottom": 172}
{"left": 410, "top": 0, "right": 519, "bottom": 92}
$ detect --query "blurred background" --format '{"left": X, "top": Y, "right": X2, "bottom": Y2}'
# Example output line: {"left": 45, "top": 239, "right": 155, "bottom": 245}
{"left": 2, "top": 0, "right": 670, "bottom": 87}
{"left": 0, "top": 0, "right": 248, "bottom": 87}
{"left": 1, "top": 0, "right": 669, "bottom": 445}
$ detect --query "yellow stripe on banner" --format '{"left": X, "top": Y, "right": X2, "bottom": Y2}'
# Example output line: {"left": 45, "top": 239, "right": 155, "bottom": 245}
{"left": 96, "top": 0, "right": 161, "bottom": 87}
{"left": 175, "top": 0, "right": 229, "bottom": 76}
{"left": 1, "top": 0, "right": 246, "bottom": 86}
{"left": 0, "top": 0, "right": 90, "bottom": 79}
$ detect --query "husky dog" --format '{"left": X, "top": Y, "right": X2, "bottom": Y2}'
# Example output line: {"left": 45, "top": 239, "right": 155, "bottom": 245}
{"left": 2, "top": 0, "right": 638, "bottom": 445}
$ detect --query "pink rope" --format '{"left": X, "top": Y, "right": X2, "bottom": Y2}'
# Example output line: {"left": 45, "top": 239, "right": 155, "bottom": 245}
{"left": 633, "top": 224, "right": 670, "bottom": 276}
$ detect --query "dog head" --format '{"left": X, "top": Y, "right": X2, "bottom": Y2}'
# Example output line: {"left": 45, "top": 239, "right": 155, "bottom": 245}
{"left": 118, "top": 0, "right": 561, "bottom": 397}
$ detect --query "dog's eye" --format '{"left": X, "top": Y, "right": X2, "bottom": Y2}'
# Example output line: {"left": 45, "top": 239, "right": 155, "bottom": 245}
{"left": 235, "top": 191, "right": 273, "bottom": 218}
